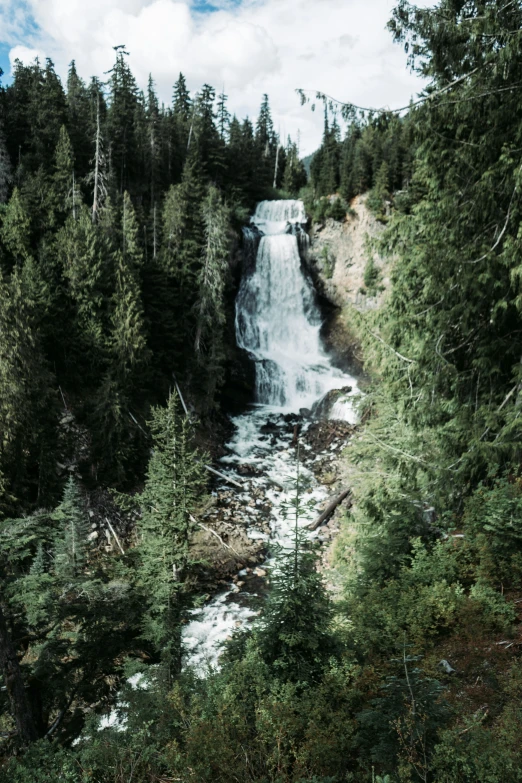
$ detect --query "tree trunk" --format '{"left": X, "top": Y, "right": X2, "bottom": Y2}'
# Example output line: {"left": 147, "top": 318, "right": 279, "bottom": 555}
{"left": 308, "top": 489, "right": 351, "bottom": 531}
{"left": 0, "top": 602, "right": 39, "bottom": 745}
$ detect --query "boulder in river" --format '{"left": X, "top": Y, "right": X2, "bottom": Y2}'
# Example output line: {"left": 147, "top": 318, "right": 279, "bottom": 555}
{"left": 311, "top": 387, "right": 353, "bottom": 420}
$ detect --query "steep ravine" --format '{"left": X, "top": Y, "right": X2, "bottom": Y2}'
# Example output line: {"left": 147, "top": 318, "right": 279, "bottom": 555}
{"left": 182, "top": 199, "right": 361, "bottom": 671}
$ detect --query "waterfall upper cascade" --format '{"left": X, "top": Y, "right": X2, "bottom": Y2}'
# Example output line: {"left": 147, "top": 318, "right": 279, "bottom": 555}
{"left": 236, "top": 200, "right": 357, "bottom": 416}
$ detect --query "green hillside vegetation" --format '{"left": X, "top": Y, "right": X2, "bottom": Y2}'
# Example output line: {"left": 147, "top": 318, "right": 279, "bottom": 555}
{"left": 2, "top": 1, "right": 522, "bottom": 781}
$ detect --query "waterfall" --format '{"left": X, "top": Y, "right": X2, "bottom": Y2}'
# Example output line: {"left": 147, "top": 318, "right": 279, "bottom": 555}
{"left": 236, "top": 199, "right": 355, "bottom": 413}
{"left": 182, "top": 199, "right": 359, "bottom": 672}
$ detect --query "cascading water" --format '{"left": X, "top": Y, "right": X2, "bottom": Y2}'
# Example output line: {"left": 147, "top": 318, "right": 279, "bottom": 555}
{"left": 95, "top": 200, "right": 361, "bottom": 728}
{"left": 182, "top": 200, "right": 359, "bottom": 672}
{"left": 236, "top": 200, "right": 356, "bottom": 414}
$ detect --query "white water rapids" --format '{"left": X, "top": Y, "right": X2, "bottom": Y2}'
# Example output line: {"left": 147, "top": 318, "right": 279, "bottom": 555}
{"left": 182, "top": 199, "right": 359, "bottom": 672}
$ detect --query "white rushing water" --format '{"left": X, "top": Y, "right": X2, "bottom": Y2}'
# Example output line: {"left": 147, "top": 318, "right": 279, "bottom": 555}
{"left": 182, "top": 200, "right": 359, "bottom": 673}
{"left": 236, "top": 200, "right": 358, "bottom": 414}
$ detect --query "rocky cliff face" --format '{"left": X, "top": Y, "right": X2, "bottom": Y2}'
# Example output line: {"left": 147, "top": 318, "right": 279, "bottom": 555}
{"left": 306, "top": 193, "right": 388, "bottom": 310}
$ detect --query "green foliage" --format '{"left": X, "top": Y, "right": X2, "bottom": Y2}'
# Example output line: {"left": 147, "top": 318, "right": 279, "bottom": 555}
{"left": 138, "top": 389, "right": 207, "bottom": 657}
{"left": 255, "top": 539, "right": 335, "bottom": 685}
{"left": 310, "top": 111, "right": 411, "bottom": 203}
{"left": 363, "top": 256, "right": 383, "bottom": 297}
{"left": 283, "top": 138, "right": 308, "bottom": 196}
{"left": 0, "top": 187, "right": 31, "bottom": 267}
{"left": 358, "top": 650, "right": 448, "bottom": 778}
{"left": 302, "top": 192, "right": 350, "bottom": 224}
{"left": 462, "top": 477, "right": 522, "bottom": 586}
{"left": 0, "top": 121, "right": 12, "bottom": 204}
{"left": 319, "top": 246, "right": 334, "bottom": 279}
{"left": 367, "top": 161, "right": 390, "bottom": 220}
{"left": 251, "top": 460, "right": 337, "bottom": 686}
{"left": 52, "top": 476, "right": 92, "bottom": 577}
{"left": 53, "top": 125, "right": 77, "bottom": 218}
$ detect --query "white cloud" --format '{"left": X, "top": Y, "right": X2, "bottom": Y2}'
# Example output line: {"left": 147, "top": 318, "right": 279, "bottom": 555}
{"left": 9, "top": 43, "right": 42, "bottom": 67}
{"left": 1, "top": 0, "right": 433, "bottom": 154}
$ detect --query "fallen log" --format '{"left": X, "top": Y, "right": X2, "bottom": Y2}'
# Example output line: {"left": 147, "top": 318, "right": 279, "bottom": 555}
{"left": 106, "top": 518, "right": 125, "bottom": 554}
{"left": 308, "top": 489, "right": 351, "bottom": 531}
{"left": 172, "top": 373, "right": 190, "bottom": 417}
{"left": 204, "top": 464, "right": 244, "bottom": 489}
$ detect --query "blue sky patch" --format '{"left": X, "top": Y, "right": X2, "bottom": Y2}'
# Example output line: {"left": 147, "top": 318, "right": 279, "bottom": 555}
{"left": 193, "top": 0, "right": 243, "bottom": 12}
{"left": 0, "top": 44, "right": 12, "bottom": 84}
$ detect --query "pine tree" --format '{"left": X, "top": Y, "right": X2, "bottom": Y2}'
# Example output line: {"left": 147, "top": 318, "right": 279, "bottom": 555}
{"left": 0, "top": 269, "right": 55, "bottom": 505}
{"left": 255, "top": 94, "right": 275, "bottom": 154}
{"left": 52, "top": 477, "right": 91, "bottom": 578}
{"left": 0, "top": 186, "right": 31, "bottom": 269}
{"left": 112, "top": 191, "right": 148, "bottom": 380}
{"left": 53, "top": 125, "right": 79, "bottom": 218}
{"left": 191, "top": 84, "right": 223, "bottom": 179}
{"left": 0, "top": 121, "right": 12, "bottom": 203}
{"left": 282, "top": 137, "right": 307, "bottom": 195}
{"left": 7, "top": 58, "right": 67, "bottom": 174}
{"left": 38, "top": 59, "right": 68, "bottom": 169}
{"left": 56, "top": 204, "right": 108, "bottom": 375}
{"left": 217, "top": 91, "right": 231, "bottom": 141}
{"left": 340, "top": 123, "right": 361, "bottom": 201}
{"left": 138, "top": 390, "right": 206, "bottom": 658}
{"left": 90, "top": 193, "right": 148, "bottom": 481}
{"left": 88, "top": 91, "right": 108, "bottom": 223}
{"left": 172, "top": 73, "right": 191, "bottom": 127}
{"left": 171, "top": 72, "right": 192, "bottom": 180}
{"left": 66, "top": 60, "right": 91, "bottom": 177}
{"left": 194, "top": 185, "right": 230, "bottom": 354}
{"left": 146, "top": 75, "right": 161, "bottom": 206}
{"left": 161, "top": 156, "right": 204, "bottom": 284}
{"left": 255, "top": 94, "right": 278, "bottom": 194}
{"left": 107, "top": 50, "right": 139, "bottom": 194}
{"left": 311, "top": 109, "right": 340, "bottom": 196}
{"left": 254, "top": 453, "right": 334, "bottom": 684}
{"left": 367, "top": 160, "right": 390, "bottom": 217}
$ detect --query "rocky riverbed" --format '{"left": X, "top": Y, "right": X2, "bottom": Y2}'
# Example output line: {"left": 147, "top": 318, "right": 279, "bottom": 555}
{"left": 182, "top": 406, "right": 357, "bottom": 672}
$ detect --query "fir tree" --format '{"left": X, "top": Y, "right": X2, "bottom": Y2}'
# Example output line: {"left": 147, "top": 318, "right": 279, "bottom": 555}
{"left": 0, "top": 186, "right": 31, "bottom": 268}
{"left": 194, "top": 185, "right": 230, "bottom": 355}
{"left": 138, "top": 390, "right": 206, "bottom": 660}
{"left": 66, "top": 60, "right": 91, "bottom": 177}
{"left": 52, "top": 477, "right": 91, "bottom": 578}
{"left": 56, "top": 204, "right": 108, "bottom": 375}
{"left": 146, "top": 74, "right": 161, "bottom": 206}
{"left": 254, "top": 453, "right": 334, "bottom": 684}
{"left": 88, "top": 91, "right": 108, "bottom": 223}
{"left": 112, "top": 191, "right": 149, "bottom": 380}
{"left": 53, "top": 125, "right": 79, "bottom": 218}
{"left": 0, "top": 121, "right": 12, "bottom": 204}
{"left": 217, "top": 91, "right": 231, "bottom": 141}
{"left": 106, "top": 50, "right": 139, "bottom": 194}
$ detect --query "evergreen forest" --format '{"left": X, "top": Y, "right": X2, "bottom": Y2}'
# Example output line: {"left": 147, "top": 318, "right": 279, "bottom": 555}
{"left": 2, "top": 1, "right": 522, "bottom": 781}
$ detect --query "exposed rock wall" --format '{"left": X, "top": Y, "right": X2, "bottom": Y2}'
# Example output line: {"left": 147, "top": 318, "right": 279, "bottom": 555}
{"left": 306, "top": 193, "right": 389, "bottom": 311}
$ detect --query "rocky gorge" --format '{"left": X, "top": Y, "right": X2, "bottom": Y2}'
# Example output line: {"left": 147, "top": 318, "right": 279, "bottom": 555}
{"left": 180, "top": 197, "right": 383, "bottom": 671}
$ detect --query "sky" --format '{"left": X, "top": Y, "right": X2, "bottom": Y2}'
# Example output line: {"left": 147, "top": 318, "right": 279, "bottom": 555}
{"left": 0, "top": 0, "right": 433, "bottom": 155}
